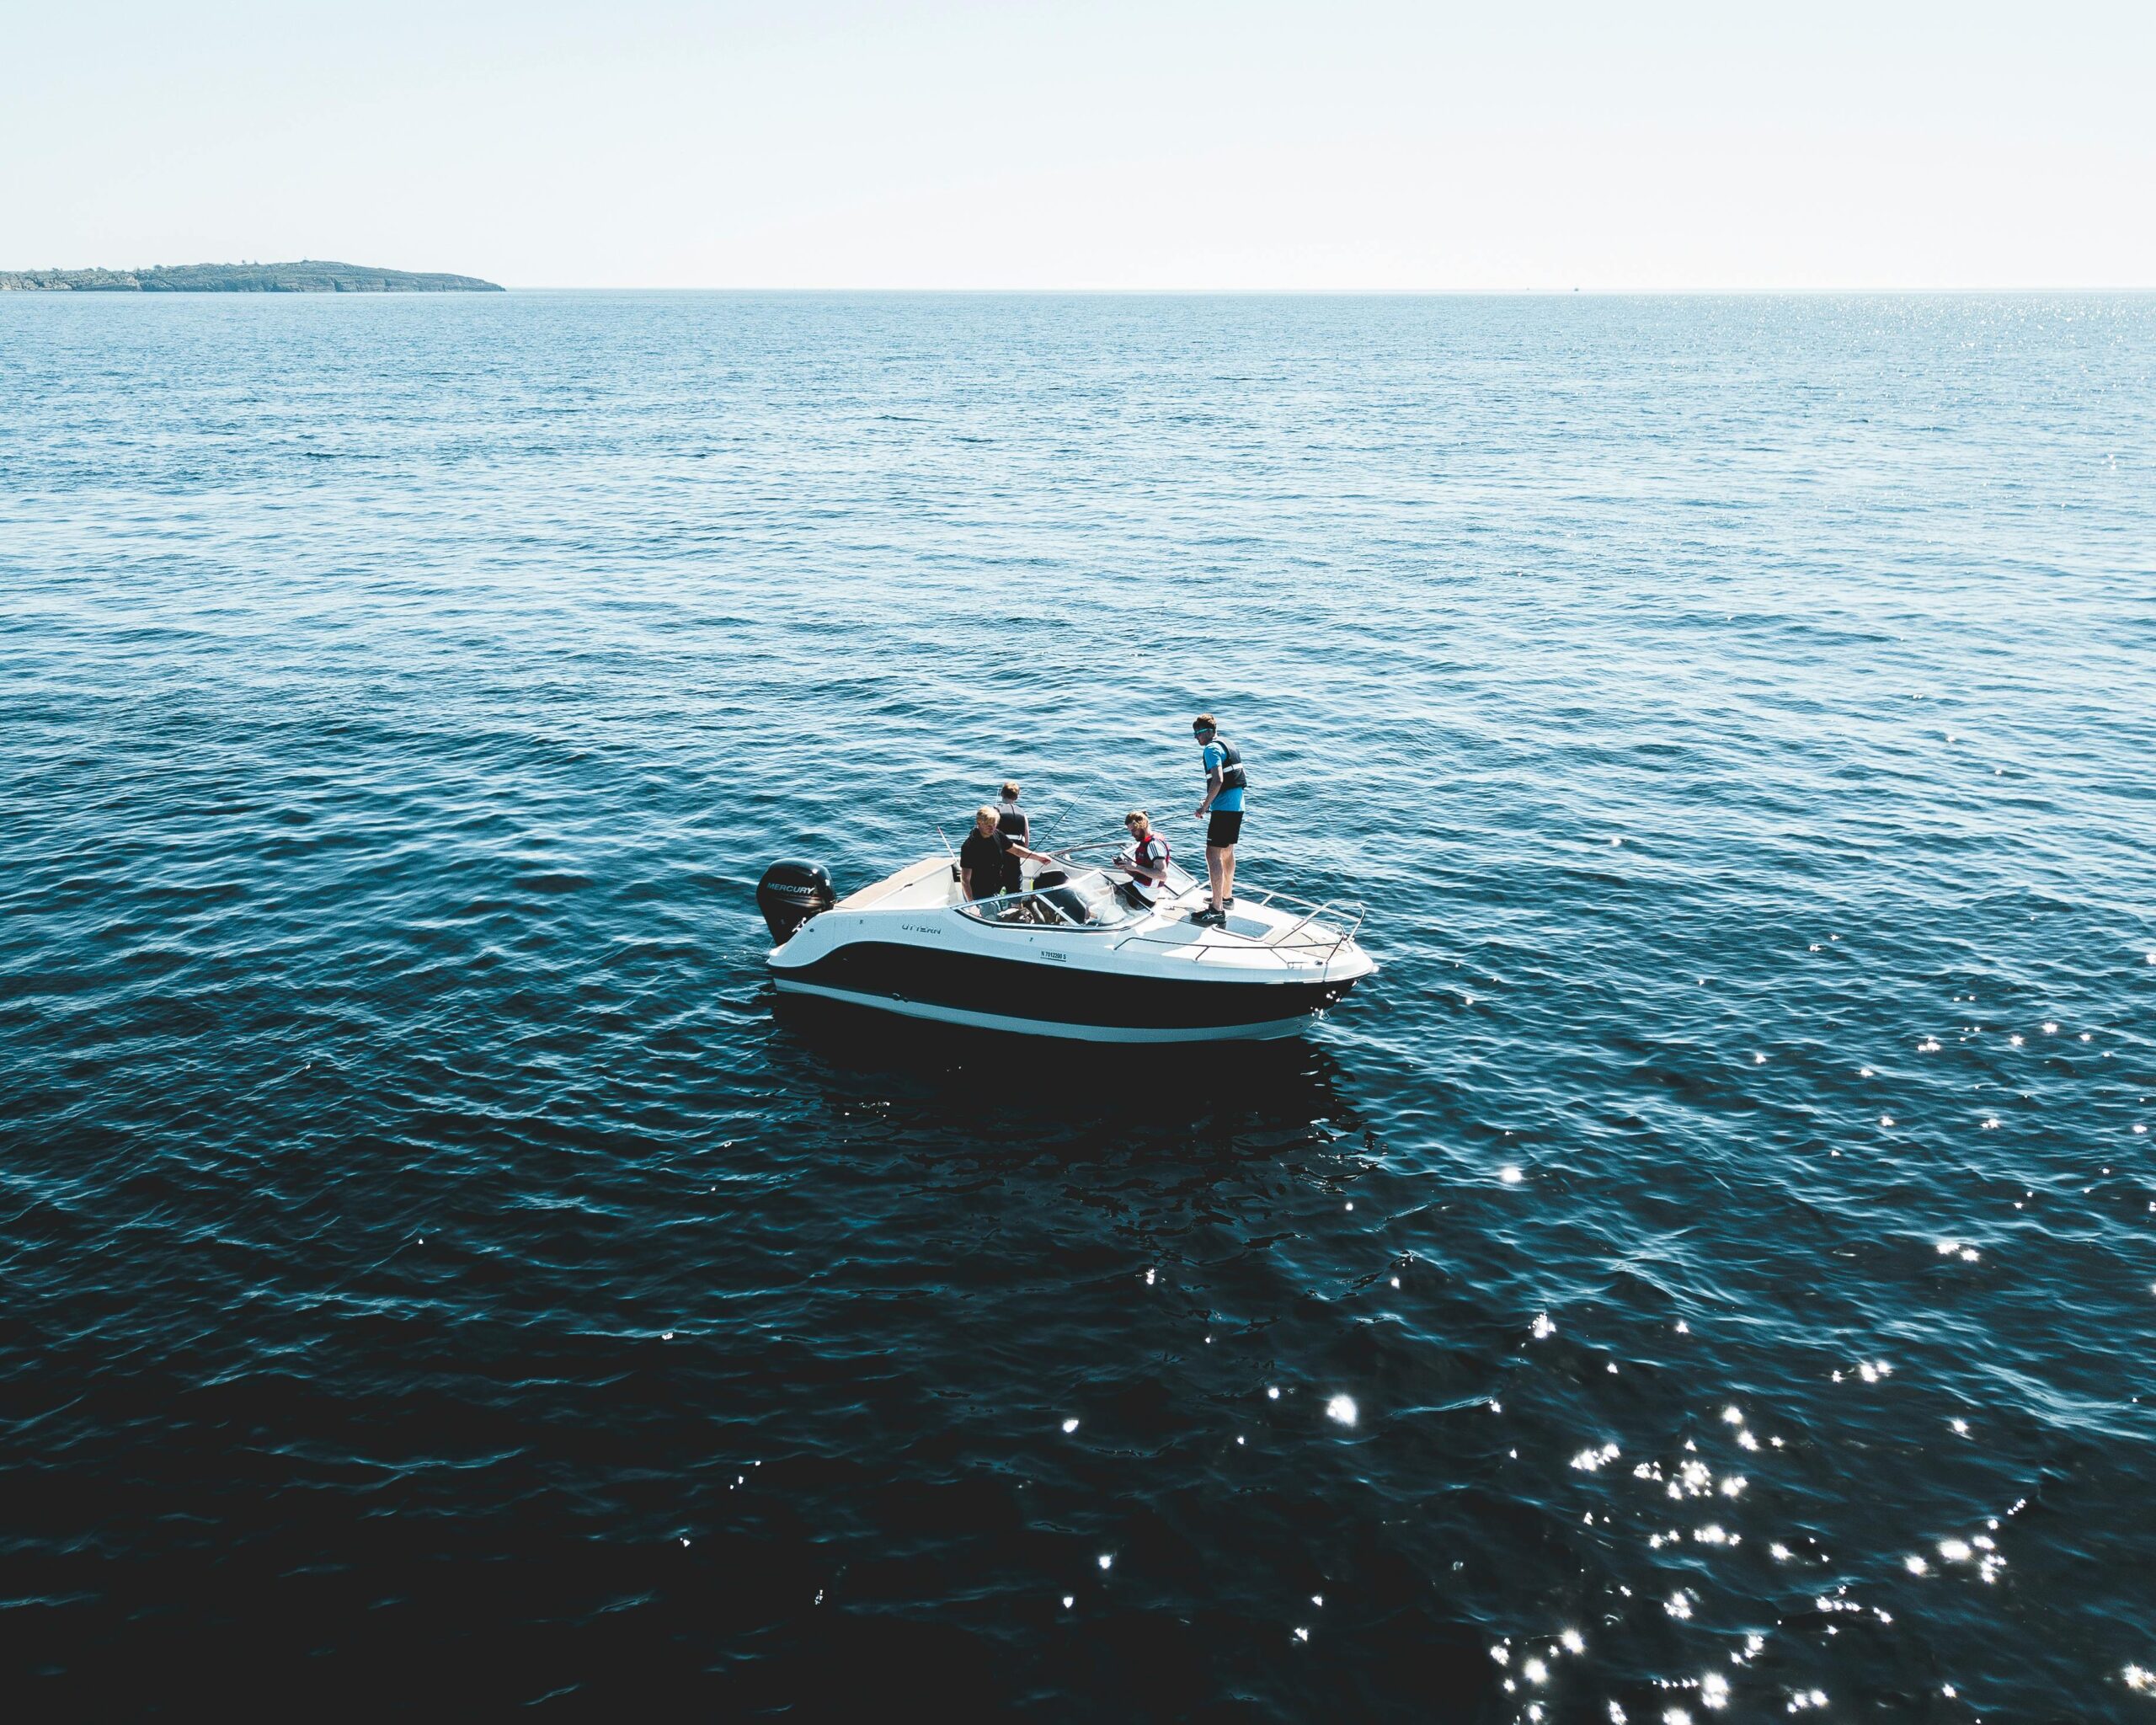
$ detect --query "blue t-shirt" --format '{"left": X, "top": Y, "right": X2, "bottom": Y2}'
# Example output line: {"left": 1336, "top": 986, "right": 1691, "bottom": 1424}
{"left": 1203, "top": 740, "right": 1244, "bottom": 812}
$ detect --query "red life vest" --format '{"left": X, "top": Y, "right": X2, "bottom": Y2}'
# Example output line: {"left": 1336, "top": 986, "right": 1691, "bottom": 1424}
{"left": 1133, "top": 831, "right": 1171, "bottom": 884}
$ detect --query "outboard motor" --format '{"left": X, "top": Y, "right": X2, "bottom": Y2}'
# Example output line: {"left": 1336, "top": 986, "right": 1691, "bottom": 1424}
{"left": 757, "top": 861, "right": 835, "bottom": 944}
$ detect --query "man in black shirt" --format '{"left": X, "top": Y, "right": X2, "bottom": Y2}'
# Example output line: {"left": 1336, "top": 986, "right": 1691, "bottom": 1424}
{"left": 960, "top": 804, "right": 1049, "bottom": 900}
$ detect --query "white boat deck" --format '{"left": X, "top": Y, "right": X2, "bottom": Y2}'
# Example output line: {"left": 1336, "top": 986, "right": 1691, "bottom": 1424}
{"left": 823, "top": 852, "right": 1368, "bottom": 975}
{"left": 831, "top": 855, "right": 959, "bottom": 913}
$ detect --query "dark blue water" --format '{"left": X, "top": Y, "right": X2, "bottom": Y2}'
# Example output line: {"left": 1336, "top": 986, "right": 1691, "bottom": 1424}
{"left": 3, "top": 291, "right": 2153, "bottom": 1718}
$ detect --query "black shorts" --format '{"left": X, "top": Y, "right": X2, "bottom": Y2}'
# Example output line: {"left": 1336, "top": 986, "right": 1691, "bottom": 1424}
{"left": 1206, "top": 809, "right": 1243, "bottom": 847}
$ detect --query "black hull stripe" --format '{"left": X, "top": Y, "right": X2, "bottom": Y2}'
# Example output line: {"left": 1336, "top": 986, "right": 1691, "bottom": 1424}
{"left": 772, "top": 941, "right": 1354, "bottom": 1028}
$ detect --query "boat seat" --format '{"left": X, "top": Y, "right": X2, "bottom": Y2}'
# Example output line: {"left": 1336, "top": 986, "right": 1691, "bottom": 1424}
{"left": 1042, "top": 884, "right": 1094, "bottom": 925}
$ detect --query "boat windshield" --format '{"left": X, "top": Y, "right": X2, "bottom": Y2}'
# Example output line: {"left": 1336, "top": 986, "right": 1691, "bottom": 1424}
{"left": 964, "top": 868, "right": 1139, "bottom": 929}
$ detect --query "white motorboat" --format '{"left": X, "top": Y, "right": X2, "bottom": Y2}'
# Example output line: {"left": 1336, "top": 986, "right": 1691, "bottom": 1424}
{"left": 756, "top": 840, "right": 1374, "bottom": 1043}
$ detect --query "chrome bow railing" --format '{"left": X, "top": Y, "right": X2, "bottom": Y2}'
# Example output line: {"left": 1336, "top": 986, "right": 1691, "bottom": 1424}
{"left": 1105, "top": 888, "right": 1367, "bottom": 967}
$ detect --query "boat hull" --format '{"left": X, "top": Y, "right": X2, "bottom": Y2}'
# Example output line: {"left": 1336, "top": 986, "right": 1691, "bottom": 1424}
{"left": 772, "top": 979, "right": 1325, "bottom": 1041}
{"left": 770, "top": 939, "right": 1358, "bottom": 1043}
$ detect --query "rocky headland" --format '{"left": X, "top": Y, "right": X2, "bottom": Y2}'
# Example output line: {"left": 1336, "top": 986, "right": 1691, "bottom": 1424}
{"left": 0, "top": 260, "right": 503, "bottom": 292}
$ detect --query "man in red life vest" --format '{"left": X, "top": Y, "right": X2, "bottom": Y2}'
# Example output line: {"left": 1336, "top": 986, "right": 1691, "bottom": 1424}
{"left": 1118, "top": 809, "right": 1173, "bottom": 906}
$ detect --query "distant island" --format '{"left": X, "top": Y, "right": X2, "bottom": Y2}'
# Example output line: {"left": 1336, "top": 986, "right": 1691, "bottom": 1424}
{"left": 0, "top": 260, "right": 502, "bottom": 293}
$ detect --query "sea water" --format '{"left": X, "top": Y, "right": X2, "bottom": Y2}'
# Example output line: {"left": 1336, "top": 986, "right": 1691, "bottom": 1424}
{"left": 2, "top": 291, "right": 2153, "bottom": 1716}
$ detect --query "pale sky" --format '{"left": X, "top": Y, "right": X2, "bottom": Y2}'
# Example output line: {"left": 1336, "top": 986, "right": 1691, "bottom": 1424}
{"left": 3, "top": 1, "right": 2150, "bottom": 290}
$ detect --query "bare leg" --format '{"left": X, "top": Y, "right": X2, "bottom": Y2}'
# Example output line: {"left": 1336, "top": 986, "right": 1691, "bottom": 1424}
{"left": 1221, "top": 844, "right": 1237, "bottom": 906}
{"left": 1206, "top": 845, "right": 1227, "bottom": 910}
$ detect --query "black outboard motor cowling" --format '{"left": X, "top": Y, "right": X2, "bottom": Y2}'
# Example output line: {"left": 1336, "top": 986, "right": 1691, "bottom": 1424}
{"left": 757, "top": 861, "right": 835, "bottom": 944}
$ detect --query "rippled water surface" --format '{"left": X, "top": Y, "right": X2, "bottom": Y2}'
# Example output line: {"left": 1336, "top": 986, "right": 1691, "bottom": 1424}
{"left": 3, "top": 291, "right": 2154, "bottom": 1717}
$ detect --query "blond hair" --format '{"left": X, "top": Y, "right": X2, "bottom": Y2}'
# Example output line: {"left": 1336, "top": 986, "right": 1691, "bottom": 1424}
{"left": 975, "top": 804, "right": 1001, "bottom": 826}
{"left": 1001, "top": 781, "right": 1021, "bottom": 800}
{"left": 1124, "top": 809, "right": 1150, "bottom": 828}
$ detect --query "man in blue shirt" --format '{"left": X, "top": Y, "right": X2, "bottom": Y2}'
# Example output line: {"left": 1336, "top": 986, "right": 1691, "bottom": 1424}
{"left": 1190, "top": 713, "right": 1246, "bottom": 927}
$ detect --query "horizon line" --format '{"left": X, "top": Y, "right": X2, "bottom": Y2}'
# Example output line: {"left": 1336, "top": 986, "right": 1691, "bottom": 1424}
{"left": 495, "top": 283, "right": 2156, "bottom": 296}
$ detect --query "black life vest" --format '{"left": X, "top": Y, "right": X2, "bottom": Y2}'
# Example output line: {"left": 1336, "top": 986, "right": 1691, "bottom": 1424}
{"left": 1214, "top": 739, "right": 1247, "bottom": 791}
